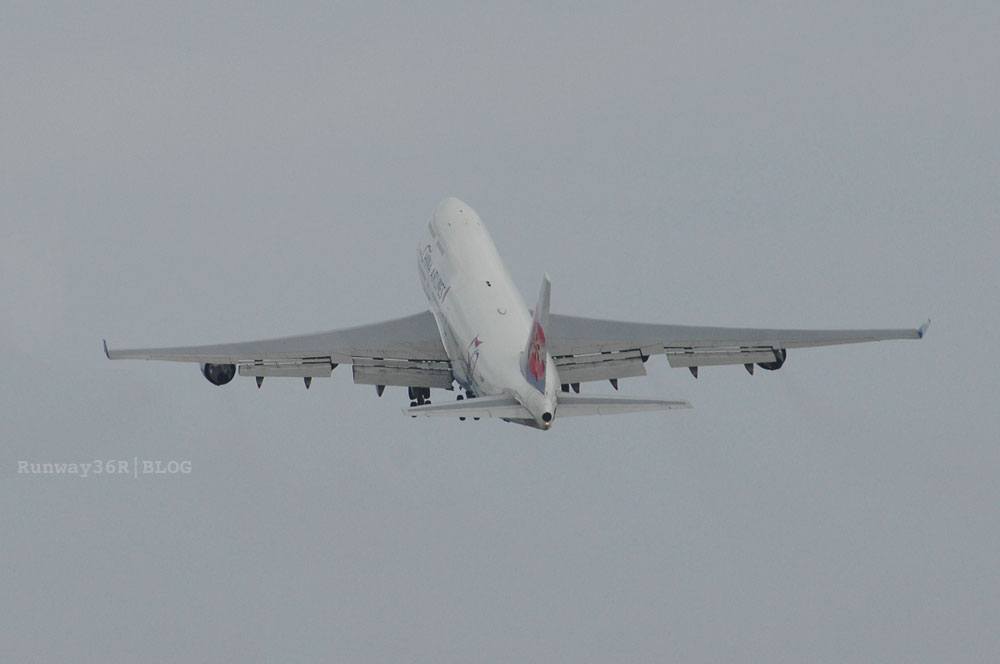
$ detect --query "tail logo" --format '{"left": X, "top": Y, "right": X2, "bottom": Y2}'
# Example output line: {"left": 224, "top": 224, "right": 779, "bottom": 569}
{"left": 522, "top": 273, "right": 551, "bottom": 393}
{"left": 527, "top": 323, "right": 546, "bottom": 384}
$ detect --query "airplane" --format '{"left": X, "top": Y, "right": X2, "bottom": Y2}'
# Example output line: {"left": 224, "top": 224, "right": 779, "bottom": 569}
{"left": 104, "top": 197, "right": 929, "bottom": 430}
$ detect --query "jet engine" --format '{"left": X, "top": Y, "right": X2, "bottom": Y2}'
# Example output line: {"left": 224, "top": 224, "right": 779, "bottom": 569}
{"left": 757, "top": 349, "right": 787, "bottom": 371}
{"left": 201, "top": 363, "right": 236, "bottom": 386}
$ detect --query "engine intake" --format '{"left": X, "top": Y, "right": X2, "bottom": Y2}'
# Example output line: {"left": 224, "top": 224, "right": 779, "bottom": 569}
{"left": 201, "top": 363, "right": 236, "bottom": 386}
{"left": 757, "top": 349, "right": 787, "bottom": 371}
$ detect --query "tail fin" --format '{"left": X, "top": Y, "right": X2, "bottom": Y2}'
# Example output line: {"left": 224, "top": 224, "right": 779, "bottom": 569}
{"left": 522, "top": 274, "right": 551, "bottom": 393}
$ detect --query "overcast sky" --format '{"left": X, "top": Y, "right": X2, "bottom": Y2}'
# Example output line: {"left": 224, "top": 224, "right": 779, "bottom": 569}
{"left": 2, "top": 2, "right": 998, "bottom": 662}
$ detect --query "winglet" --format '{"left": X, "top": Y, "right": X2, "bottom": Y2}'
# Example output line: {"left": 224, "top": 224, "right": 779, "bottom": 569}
{"left": 917, "top": 319, "right": 931, "bottom": 339}
{"left": 103, "top": 339, "right": 110, "bottom": 359}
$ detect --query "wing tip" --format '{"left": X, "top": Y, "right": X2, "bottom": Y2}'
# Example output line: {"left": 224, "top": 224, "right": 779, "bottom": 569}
{"left": 103, "top": 339, "right": 110, "bottom": 359}
{"left": 917, "top": 319, "right": 931, "bottom": 339}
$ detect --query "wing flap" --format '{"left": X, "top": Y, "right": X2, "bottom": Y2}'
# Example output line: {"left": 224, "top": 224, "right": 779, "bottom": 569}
{"left": 665, "top": 347, "right": 778, "bottom": 368}
{"left": 353, "top": 359, "right": 454, "bottom": 389}
{"left": 239, "top": 361, "right": 334, "bottom": 378}
{"left": 553, "top": 350, "right": 648, "bottom": 384}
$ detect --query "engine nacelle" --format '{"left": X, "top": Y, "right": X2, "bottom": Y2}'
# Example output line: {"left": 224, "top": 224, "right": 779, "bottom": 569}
{"left": 757, "top": 348, "right": 787, "bottom": 371}
{"left": 201, "top": 363, "right": 236, "bottom": 386}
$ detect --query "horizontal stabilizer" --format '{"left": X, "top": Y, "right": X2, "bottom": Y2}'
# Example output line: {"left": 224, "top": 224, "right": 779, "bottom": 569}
{"left": 556, "top": 394, "right": 691, "bottom": 417}
{"left": 404, "top": 395, "right": 531, "bottom": 419}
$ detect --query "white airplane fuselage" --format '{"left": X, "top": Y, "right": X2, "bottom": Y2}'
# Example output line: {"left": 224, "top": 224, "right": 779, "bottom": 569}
{"left": 418, "top": 198, "right": 559, "bottom": 429}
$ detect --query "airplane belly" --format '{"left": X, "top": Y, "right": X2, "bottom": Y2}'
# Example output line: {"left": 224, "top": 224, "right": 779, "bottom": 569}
{"left": 439, "top": 283, "right": 529, "bottom": 396}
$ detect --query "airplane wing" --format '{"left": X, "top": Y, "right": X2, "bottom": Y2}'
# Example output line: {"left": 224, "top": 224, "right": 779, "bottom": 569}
{"left": 105, "top": 311, "right": 454, "bottom": 389}
{"left": 548, "top": 314, "right": 929, "bottom": 383}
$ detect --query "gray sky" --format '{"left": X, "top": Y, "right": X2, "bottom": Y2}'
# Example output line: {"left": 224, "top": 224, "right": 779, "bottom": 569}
{"left": 2, "top": 2, "right": 998, "bottom": 661}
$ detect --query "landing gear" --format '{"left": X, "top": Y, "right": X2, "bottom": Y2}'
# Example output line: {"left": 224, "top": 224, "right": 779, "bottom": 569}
{"left": 408, "top": 387, "right": 431, "bottom": 406}
{"left": 454, "top": 390, "right": 479, "bottom": 420}
{"left": 469, "top": 390, "right": 479, "bottom": 420}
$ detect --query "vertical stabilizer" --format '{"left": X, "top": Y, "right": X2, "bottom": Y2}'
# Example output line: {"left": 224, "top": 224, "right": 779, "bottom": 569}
{"left": 522, "top": 274, "right": 551, "bottom": 393}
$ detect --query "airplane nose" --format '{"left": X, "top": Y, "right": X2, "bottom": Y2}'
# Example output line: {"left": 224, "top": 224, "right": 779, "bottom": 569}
{"left": 435, "top": 197, "right": 462, "bottom": 216}
{"left": 435, "top": 197, "right": 475, "bottom": 225}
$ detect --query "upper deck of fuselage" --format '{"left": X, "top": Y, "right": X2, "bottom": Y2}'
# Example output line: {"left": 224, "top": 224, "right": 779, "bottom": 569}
{"left": 418, "top": 197, "right": 530, "bottom": 334}
{"left": 424, "top": 198, "right": 506, "bottom": 275}
{"left": 433, "top": 197, "right": 480, "bottom": 229}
